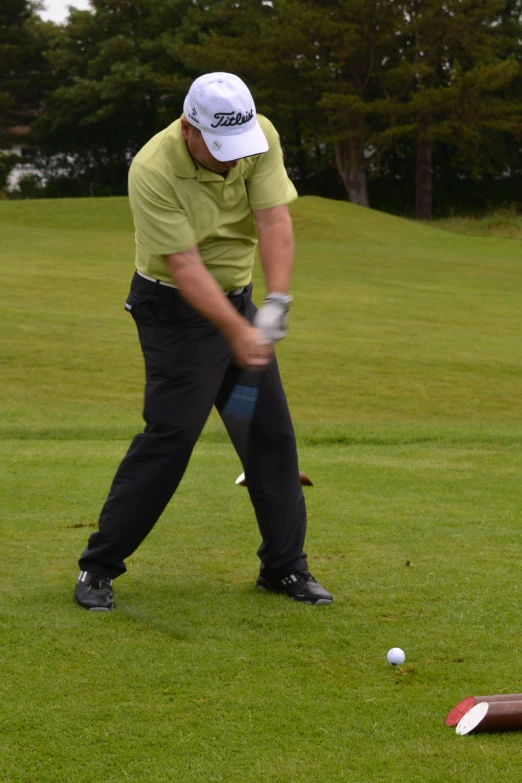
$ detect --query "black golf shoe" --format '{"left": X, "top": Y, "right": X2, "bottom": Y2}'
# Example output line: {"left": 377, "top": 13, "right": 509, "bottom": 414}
{"left": 75, "top": 570, "right": 114, "bottom": 611}
{"left": 256, "top": 570, "right": 333, "bottom": 605}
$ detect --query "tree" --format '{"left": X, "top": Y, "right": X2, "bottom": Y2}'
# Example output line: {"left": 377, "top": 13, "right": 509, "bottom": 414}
{"left": 176, "top": 0, "right": 332, "bottom": 193}
{"left": 0, "top": 0, "right": 55, "bottom": 148}
{"left": 25, "top": 0, "right": 522, "bottom": 211}
{"left": 177, "top": 0, "right": 522, "bottom": 214}
{"left": 308, "top": 0, "right": 411, "bottom": 206}
{"left": 395, "top": 0, "right": 522, "bottom": 218}
{"left": 31, "top": 0, "right": 194, "bottom": 193}
{"left": 177, "top": 0, "right": 408, "bottom": 206}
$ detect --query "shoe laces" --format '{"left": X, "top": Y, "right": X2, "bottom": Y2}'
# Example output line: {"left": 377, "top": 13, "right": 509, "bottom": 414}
{"left": 297, "top": 570, "right": 316, "bottom": 584}
{"left": 89, "top": 574, "right": 112, "bottom": 591}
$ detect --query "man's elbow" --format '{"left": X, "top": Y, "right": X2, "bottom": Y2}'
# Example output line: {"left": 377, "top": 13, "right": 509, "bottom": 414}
{"left": 165, "top": 246, "right": 203, "bottom": 281}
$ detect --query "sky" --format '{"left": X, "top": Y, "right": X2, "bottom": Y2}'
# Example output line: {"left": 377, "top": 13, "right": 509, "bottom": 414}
{"left": 38, "top": 0, "right": 92, "bottom": 23}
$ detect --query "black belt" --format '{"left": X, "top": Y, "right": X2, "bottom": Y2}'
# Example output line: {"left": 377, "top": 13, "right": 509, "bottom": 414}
{"left": 136, "top": 270, "right": 247, "bottom": 297}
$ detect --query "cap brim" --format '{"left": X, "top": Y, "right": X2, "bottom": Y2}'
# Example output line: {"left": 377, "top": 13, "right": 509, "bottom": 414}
{"left": 201, "top": 120, "right": 269, "bottom": 162}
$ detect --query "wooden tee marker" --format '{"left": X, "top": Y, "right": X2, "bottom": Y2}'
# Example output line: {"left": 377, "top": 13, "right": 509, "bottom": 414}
{"left": 456, "top": 700, "right": 522, "bottom": 735}
{"left": 446, "top": 693, "right": 522, "bottom": 727}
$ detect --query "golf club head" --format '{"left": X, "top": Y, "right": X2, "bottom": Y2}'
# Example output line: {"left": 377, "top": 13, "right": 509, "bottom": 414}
{"left": 235, "top": 471, "right": 313, "bottom": 487}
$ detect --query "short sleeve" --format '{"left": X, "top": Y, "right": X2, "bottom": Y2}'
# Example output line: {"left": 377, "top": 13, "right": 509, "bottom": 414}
{"left": 246, "top": 117, "right": 298, "bottom": 210}
{"left": 128, "top": 162, "right": 196, "bottom": 255}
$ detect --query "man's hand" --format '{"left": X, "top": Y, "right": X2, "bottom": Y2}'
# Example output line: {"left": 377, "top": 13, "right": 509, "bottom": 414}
{"left": 230, "top": 323, "right": 273, "bottom": 369}
{"left": 254, "top": 293, "right": 293, "bottom": 342}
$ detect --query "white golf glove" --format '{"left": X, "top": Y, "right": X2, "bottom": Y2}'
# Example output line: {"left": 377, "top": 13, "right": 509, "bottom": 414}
{"left": 254, "top": 293, "right": 293, "bottom": 343}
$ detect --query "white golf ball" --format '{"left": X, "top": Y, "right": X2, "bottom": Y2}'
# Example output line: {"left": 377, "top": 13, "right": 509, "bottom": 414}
{"left": 386, "top": 647, "right": 406, "bottom": 665}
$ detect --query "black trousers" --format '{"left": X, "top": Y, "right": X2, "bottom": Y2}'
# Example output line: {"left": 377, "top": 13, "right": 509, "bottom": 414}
{"left": 79, "top": 272, "right": 308, "bottom": 579}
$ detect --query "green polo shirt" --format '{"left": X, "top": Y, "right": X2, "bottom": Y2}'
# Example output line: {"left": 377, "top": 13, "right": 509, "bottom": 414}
{"left": 128, "top": 115, "right": 298, "bottom": 291}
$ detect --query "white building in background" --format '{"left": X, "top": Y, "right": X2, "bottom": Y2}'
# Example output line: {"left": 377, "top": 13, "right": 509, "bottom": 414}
{"left": 4, "top": 125, "right": 42, "bottom": 189}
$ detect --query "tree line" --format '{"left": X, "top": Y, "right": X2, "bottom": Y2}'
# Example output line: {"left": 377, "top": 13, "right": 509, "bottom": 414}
{"left": 2, "top": 0, "right": 522, "bottom": 218}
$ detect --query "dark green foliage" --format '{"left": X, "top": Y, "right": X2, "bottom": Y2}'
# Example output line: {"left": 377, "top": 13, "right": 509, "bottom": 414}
{"left": 30, "top": 0, "right": 195, "bottom": 190}
{"left": 389, "top": 0, "right": 522, "bottom": 217}
{"left": 5, "top": 0, "right": 522, "bottom": 212}
{"left": 177, "top": 0, "right": 406, "bottom": 204}
{"left": 0, "top": 0, "right": 55, "bottom": 146}
{"left": 174, "top": 0, "right": 522, "bottom": 214}
{"left": 370, "top": 138, "right": 522, "bottom": 218}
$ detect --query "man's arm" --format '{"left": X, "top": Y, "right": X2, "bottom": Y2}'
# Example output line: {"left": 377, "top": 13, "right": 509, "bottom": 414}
{"left": 253, "top": 204, "right": 294, "bottom": 294}
{"left": 251, "top": 204, "right": 294, "bottom": 342}
{"left": 165, "top": 247, "right": 271, "bottom": 368}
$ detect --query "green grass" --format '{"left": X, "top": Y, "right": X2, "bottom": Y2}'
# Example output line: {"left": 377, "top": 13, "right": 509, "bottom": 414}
{"left": 1, "top": 196, "right": 522, "bottom": 781}
{"left": 433, "top": 208, "right": 522, "bottom": 240}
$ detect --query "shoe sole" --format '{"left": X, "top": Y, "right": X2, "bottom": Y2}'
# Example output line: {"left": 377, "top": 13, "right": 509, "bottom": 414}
{"left": 75, "top": 597, "right": 113, "bottom": 612}
{"left": 290, "top": 596, "right": 332, "bottom": 605}
{"left": 300, "top": 598, "right": 332, "bottom": 605}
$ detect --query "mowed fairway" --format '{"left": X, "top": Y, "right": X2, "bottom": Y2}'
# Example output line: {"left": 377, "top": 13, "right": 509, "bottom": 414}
{"left": 1, "top": 196, "right": 522, "bottom": 782}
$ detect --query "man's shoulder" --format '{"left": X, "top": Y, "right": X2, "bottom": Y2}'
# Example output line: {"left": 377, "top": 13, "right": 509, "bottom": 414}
{"left": 131, "top": 119, "right": 182, "bottom": 173}
{"left": 257, "top": 114, "right": 279, "bottom": 142}
{"left": 133, "top": 130, "right": 165, "bottom": 167}
{"left": 129, "top": 121, "right": 184, "bottom": 198}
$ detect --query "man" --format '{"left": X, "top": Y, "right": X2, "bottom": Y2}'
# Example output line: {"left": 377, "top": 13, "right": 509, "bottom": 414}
{"left": 75, "top": 72, "right": 332, "bottom": 611}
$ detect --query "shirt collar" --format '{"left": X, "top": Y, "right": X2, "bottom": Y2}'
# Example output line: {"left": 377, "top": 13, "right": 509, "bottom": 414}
{"left": 165, "top": 117, "right": 244, "bottom": 184}
{"left": 164, "top": 118, "right": 197, "bottom": 178}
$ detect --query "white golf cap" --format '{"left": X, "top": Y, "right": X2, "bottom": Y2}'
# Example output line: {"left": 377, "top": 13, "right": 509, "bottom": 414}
{"left": 183, "top": 72, "right": 269, "bottom": 162}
